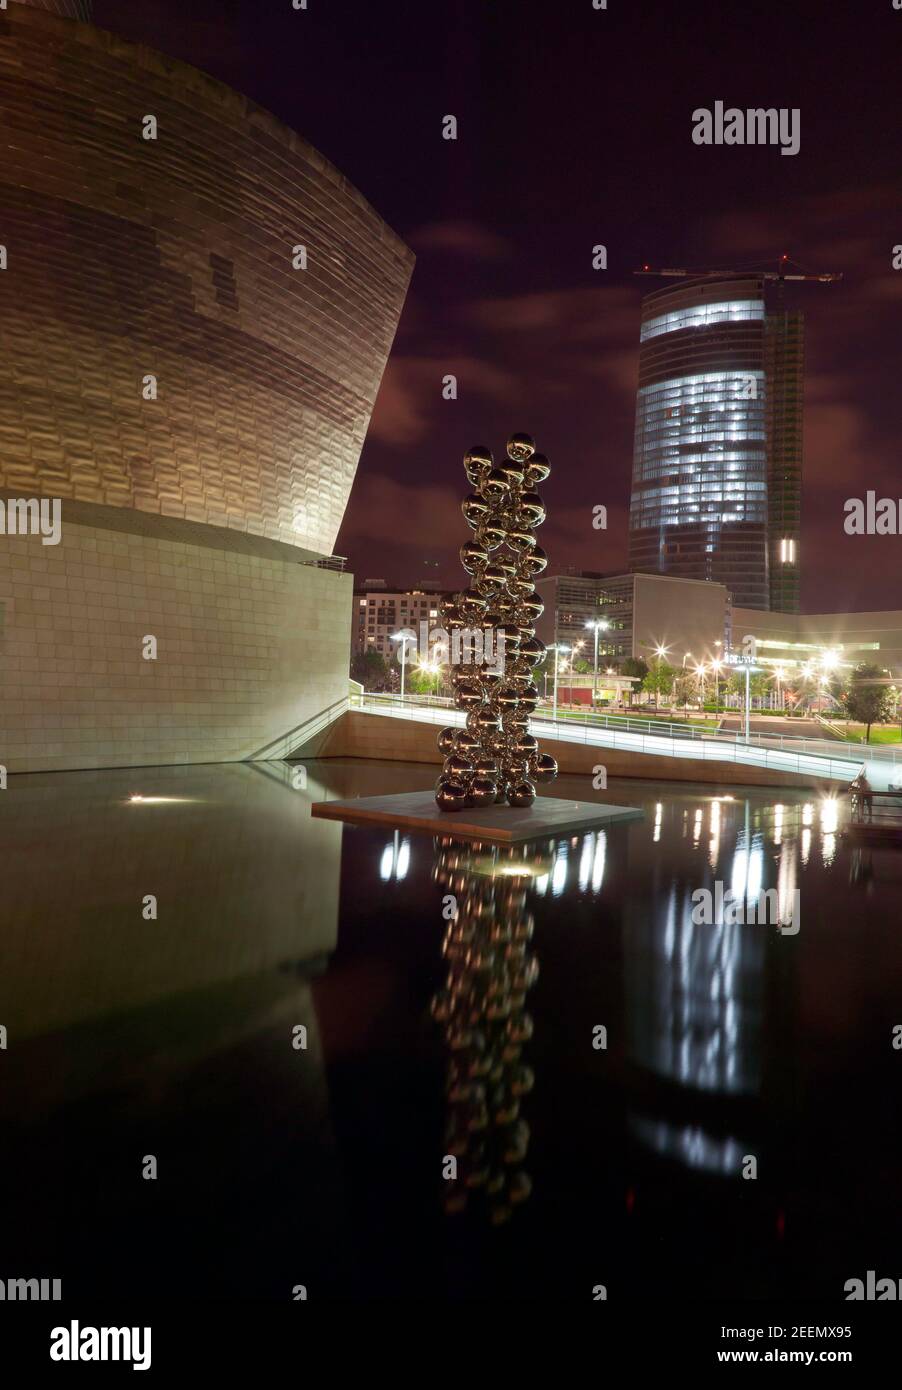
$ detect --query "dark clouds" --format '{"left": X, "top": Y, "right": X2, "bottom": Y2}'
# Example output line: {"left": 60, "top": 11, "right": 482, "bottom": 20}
{"left": 97, "top": 0, "right": 902, "bottom": 609}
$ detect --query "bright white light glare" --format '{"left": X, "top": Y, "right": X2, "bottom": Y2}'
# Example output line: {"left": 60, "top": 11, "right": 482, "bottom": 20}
{"left": 592, "top": 833, "right": 606, "bottom": 892}
{"left": 127, "top": 795, "right": 195, "bottom": 804}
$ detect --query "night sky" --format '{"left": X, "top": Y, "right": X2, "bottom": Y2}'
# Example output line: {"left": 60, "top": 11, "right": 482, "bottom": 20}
{"left": 96, "top": 0, "right": 902, "bottom": 611}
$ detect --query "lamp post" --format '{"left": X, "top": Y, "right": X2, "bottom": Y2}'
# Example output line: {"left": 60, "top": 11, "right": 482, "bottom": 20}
{"left": 390, "top": 630, "right": 415, "bottom": 702}
{"left": 680, "top": 652, "right": 693, "bottom": 713}
{"left": 550, "top": 643, "right": 570, "bottom": 721}
{"left": 653, "top": 642, "right": 671, "bottom": 711}
{"left": 711, "top": 658, "right": 723, "bottom": 709}
{"left": 585, "top": 618, "right": 610, "bottom": 712}
{"left": 695, "top": 662, "right": 707, "bottom": 710}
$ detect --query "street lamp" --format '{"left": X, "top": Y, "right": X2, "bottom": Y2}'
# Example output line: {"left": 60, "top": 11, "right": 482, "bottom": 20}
{"left": 390, "top": 629, "right": 416, "bottom": 702}
{"left": 585, "top": 618, "right": 610, "bottom": 711}
{"left": 549, "top": 643, "right": 570, "bottom": 721}
{"left": 729, "top": 654, "right": 764, "bottom": 741}
{"left": 417, "top": 656, "right": 441, "bottom": 698}
{"left": 694, "top": 661, "right": 707, "bottom": 709}
{"left": 711, "top": 657, "right": 723, "bottom": 708}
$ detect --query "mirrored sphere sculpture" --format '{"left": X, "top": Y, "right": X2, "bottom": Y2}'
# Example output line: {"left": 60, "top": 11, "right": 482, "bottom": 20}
{"left": 435, "top": 433, "right": 559, "bottom": 811}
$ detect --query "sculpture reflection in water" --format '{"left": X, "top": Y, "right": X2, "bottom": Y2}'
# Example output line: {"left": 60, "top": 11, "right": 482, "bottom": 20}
{"left": 430, "top": 836, "right": 549, "bottom": 1223}
{"left": 435, "top": 433, "right": 558, "bottom": 812}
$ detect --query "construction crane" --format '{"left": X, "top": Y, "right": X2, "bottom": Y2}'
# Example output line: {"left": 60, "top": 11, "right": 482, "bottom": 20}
{"left": 634, "top": 255, "right": 842, "bottom": 285}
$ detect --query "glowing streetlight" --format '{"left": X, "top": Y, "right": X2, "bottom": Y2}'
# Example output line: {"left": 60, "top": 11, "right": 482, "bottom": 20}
{"left": 585, "top": 617, "right": 611, "bottom": 709}
{"left": 549, "top": 643, "right": 571, "bottom": 721}
{"left": 390, "top": 629, "right": 416, "bottom": 701}
{"left": 417, "top": 656, "right": 441, "bottom": 697}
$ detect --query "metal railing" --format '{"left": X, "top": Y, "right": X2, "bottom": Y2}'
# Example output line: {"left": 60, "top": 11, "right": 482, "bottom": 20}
{"left": 347, "top": 692, "right": 877, "bottom": 782}
{"left": 302, "top": 555, "right": 347, "bottom": 572}
{"left": 851, "top": 789, "right": 902, "bottom": 829}
{"left": 349, "top": 691, "right": 902, "bottom": 767}
{"left": 248, "top": 694, "right": 350, "bottom": 761}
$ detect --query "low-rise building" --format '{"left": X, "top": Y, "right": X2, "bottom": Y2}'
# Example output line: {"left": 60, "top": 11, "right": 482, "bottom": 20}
{"left": 353, "top": 582, "right": 447, "bottom": 659}
{"left": 536, "top": 570, "right": 731, "bottom": 670}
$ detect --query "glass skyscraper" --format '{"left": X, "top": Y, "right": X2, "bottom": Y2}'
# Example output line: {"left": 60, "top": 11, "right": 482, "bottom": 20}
{"left": 629, "top": 276, "right": 803, "bottom": 612}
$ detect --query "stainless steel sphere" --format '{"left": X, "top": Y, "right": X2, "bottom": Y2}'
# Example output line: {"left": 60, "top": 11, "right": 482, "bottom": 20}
{"left": 455, "top": 681, "right": 483, "bottom": 709}
{"left": 481, "top": 468, "right": 511, "bottom": 503}
{"left": 518, "top": 491, "right": 546, "bottom": 527}
{"left": 464, "top": 445, "right": 493, "bottom": 485}
{"left": 467, "top": 777, "right": 498, "bottom": 808}
{"left": 506, "top": 432, "right": 536, "bottom": 464}
{"left": 436, "top": 777, "right": 468, "bottom": 811}
{"left": 443, "top": 753, "right": 475, "bottom": 781}
{"left": 454, "top": 729, "right": 481, "bottom": 757}
{"left": 437, "top": 726, "right": 458, "bottom": 755}
{"left": 506, "top": 528, "right": 537, "bottom": 555}
{"left": 532, "top": 753, "right": 558, "bottom": 783}
{"left": 462, "top": 493, "right": 490, "bottom": 528}
{"left": 524, "top": 452, "right": 550, "bottom": 485}
{"left": 460, "top": 539, "right": 488, "bottom": 574}
{"left": 467, "top": 708, "right": 499, "bottom": 737}
{"left": 517, "top": 637, "right": 545, "bottom": 667}
{"left": 506, "top": 779, "right": 536, "bottom": 808}
{"left": 520, "top": 544, "right": 548, "bottom": 576}
{"left": 474, "top": 521, "right": 506, "bottom": 551}
{"left": 458, "top": 592, "right": 488, "bottom": 625}
{"left": 497, "top": 458, "right": 525, "bottom": 489}
{"left": 518, "top": 594, "right": 544, "bottom": 622}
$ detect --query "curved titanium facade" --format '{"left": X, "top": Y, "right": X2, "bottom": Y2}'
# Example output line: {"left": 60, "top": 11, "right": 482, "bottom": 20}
{"left": 0, "top": 5, "right": 413, "bottom": 556}
{"left": 629, "top": 277, "right": 803, "bottom": 612}
{"left": 16, "top": 0, "right": 92, "bottom": 17}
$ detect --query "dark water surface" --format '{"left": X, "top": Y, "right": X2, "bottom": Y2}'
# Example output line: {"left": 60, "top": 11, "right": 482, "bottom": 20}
{"left": 1, "top": 759, "right": 900, "bottom": 1302}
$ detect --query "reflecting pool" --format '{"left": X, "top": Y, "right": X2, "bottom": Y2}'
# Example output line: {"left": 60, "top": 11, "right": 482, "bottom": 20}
{"left": 1, "top": 759, "right": 900, "bottom": 1301}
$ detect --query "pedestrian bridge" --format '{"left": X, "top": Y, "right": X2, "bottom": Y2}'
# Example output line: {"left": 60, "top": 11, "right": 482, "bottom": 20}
{"left": 260, "top": 692, "right": 902, "bottom": 788}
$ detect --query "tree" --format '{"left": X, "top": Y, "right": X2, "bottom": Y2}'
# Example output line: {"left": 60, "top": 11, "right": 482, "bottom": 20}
{"left": 406, "top": 665, "right": 439, "bottom": 695}
{"left": 673, "top": 674, "right": 696, "bottom": 710}
{"left": 642, "top": 660, "right": 674, "bottom": 709}
{"left": 620, "top": 656, "right": 648, "bottom": 708}
{"left": 350, "top": 648, "right": 387, "bottom": 689}
{"left": 840, "top": 663, "right": 894, "bottom": 743}
{"left": 727, "top": 670, "right": 768, "bottom": 708}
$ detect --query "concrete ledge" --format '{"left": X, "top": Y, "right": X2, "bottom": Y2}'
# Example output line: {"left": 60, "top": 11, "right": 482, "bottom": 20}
{"left": 299, "top": 711, "right": 839, "bottom": 790}
{"left": 311, "top": 788, "right": 644, "bottom": 843}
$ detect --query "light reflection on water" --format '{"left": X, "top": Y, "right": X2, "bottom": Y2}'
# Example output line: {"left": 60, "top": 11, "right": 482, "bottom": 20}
{"left": 1, "top": 760, "right": 901, "bottom": 1299}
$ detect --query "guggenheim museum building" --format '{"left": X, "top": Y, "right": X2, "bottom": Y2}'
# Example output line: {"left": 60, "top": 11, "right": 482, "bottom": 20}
{"left": 0, "top": 0, "right": 413, "bottom": 771}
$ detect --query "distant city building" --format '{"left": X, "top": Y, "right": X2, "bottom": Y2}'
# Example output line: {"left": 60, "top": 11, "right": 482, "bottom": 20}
{"left": 536, "top": 570, "right": 730, "bottom": 669}
{"left": 629, "top": 275, "right": 803, "bottom": 613}
{"left": 732, "top": 607, "right": 902, "bottom": 679}
{"left": 353, "top": 584, "right": 447, "bottom": 659}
